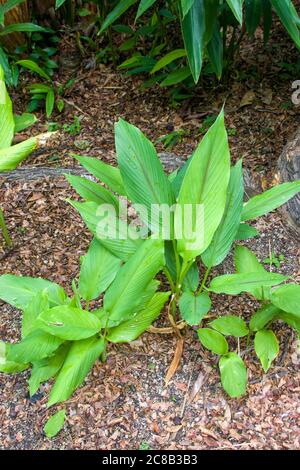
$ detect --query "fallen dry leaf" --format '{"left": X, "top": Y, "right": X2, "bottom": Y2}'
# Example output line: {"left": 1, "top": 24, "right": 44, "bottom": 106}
{"left": 165, "top": 337, "right": 184, "bottom": 385}
{"left": 240, "top": 90, "right": 256, "bottom": 107}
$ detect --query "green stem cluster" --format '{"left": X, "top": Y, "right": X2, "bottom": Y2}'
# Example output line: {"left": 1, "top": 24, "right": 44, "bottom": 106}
{"left": 0, "top": 207, "right": 12, "bottom": 247}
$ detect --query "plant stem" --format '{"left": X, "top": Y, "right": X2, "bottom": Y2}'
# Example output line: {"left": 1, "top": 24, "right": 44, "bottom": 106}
{"left": 0, "top": 208, "right": 12, "bottom": 247}
{"left": 197, "top": 267, "right": 211, "bottom": 296}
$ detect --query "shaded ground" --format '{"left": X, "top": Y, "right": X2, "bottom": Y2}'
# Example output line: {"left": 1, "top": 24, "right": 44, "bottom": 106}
{"left": 0, "top": 19, "right": 300, "bottom": 450}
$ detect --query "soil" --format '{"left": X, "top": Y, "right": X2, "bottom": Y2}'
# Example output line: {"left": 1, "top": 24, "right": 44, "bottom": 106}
{"left": 0, "top": 17, "right": 300, "bottom": 450}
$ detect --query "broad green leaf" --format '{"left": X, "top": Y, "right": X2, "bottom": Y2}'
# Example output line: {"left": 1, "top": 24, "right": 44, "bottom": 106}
{"left": 175, "top": 110, "right": 230, "bottom": 261}
{"left": 0, "top": 64, "right": 14, "bottom": 149}
{"left": 7, "top": 330, "right": 63, "bottom": 364}
{"left": 115, "top": 119, "right": 174, "bottom": 235}
{"left": 37, "top": 306, "right": 102, "bottom": 340}
{"left": 262, "top": 0, "right": 272, "bottom": 43}
{"left": 107, "top": 292, "right": 170, "bottom": 343}
{"left": 271, "top": 284, "right": 300, "bottom": 316}
{"left": 219, "top": 352, "right": 247, "bottom": 397}
{"left": 151, "top": 49, "right": 186, "bottom": 74}
{"left": 99, "top": 0, "right": 138, "bottom": 34}
{"left": 0, "top": 274, "right": 67, "bottom": 309}
{"left": 277, "top": 311, "right": 300, "bottom": 335}
{"left": 48, "top": 336, "right": 106, "bottom": 406}
{"left": 136, "top": 0, "right": 157, "bottom": 20}
{"left": 28, "top": 83, "right": 52, "bottom": 94}
{"left": 29, "top": 344, "right": 70, "bottom": 396}
{"left": 79, "top": 238, "right": 121, "bottom": 302}
{"left": 179, "top": 291, "right": 211, "bottom": 325}
{"left": 245, "top": 0, "right": 262, "bottom": 36}
{"left": 0, "top": 136, "right": 37, "bottom": 171}
{"left": 68, "top": 200, "right": 142, "bottom": 261}
{"left": 160, "top": 67, "right": 191, "bottom": 86}
{"left": 235, "top": 223, "right": 259, "bottom": 240}
{"left": 56, "top": 0, "right": 67, "bottom": 8}
{"left": 171, "top": 156, "right": 192, "bottom": 197}
{"left": 198, "top": 328, "right": 228, "bottom": 355}
{"left": 254, "top": 329, "right": 279, "bottom": 372}
{"left": 14, "top": 113, "right": 37, "bottom": 133}
{"left": 0, "top": 23, "right": 49, "bottom": 36}
{"left": 207, "top": 23, "right": 223, "bottom": 79}
{"left": 249, "top": 303, "right": 281, "bottom": 331}
{"left": 65, "top": 174, "right": 120, "bottom": 212}
{"left": 234, "top": 245, "right": 268, "bottom": 299}
{"left": 209, "top": 272, "right": 288, "bottom": 295}
{"left": 104, "top": 238, "right": 164, "bottom": 325}
{"left": 44, "top": 409, "right": 66, "bottom": 438}
{"left": 182, "top": 262, "right": 199, "bottom": 292}
{"left": 73, "top": 154, "right": 126, "bottom": 195}
{"left": 210, "top": 315, "right": 248, "bottom": 337}
{"left": 16, "top": 60, "right": 52, "bottom": 81}
{"left": 241, "top": 181, "right": 300, "bottom": 221}
{"left": 226, "top": 0, "right": 244, "bottom": 24}
{"left": 202, "top": 160, "right": 244, "bottom": 267}
{"left": 181, "top": 0, "right": 206, "bottom": 83}
{"left": 22, "top": 290, "right": 49, "bottom": 338}
{"left": 181, "top": 0, "right": 195, "bottom": 18}
{"left": 271, "top": 0, "right": 300, "bottom": 49}
{"left": 0, "top": 341, "right": 28, "bottom": 374}
{"left": 46, "top": 89, "right": 55, "bottom": 118}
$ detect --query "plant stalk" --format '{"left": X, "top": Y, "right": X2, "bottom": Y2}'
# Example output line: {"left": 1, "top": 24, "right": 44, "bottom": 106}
{"left": 0, "top": 207, "right": 12, "bottom": 247}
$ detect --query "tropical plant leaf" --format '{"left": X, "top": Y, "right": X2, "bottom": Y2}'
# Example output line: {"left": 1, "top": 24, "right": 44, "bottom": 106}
{"left": 207, "top": 22, "right": 223, "bottom": 79}
{"left": 201, "top": 160, "right": 244, "bottom": 267}
{"left": 136, "top": 0, "right": 157, "bottom": 20}
{"left": 235, "top": 223, "right": 259, "bottom": 240}
{"left": 179, "top": 291, "right": 211, "bottom": 325}
{"left": 226, "top": 0, "right": 244, "bottom": 24}
{"left": 0, "top": 64, "right": 14, "bottom": 149}
{"left": 198, "top": 328, "right": 228, "bottom": 354}
{"left": 104, "top": 238, "right": 164, "bottom": 325}
{"left": 210, "top": 315, "right": 248, "bottom": 337}
{"left": 48, "top": 336, "right": 106, "bottom": 406}
{"left": 160, "top": 66, "right": 191, "bottom": 86}
{"left": 254, "top": 329, "right": 279, "bottom": 372}
{"left": 14, "top": 112, "right": 37, "bottom": 133}
{"left": 234, "top": 245, "right": 269, "bottom": 299}
{"left": 44, "top": 409, "right": 66, "bottom": 438}
{"left": 219, "top": 352, "right": 247, "bottom": 397}
{"left": 0, "top": 341, "right": 28, "bottom": 374}
{"left": 78, "top": 238, "right": 121, "bottom": 302}
{"left": 0, "top": 23, "right": 49, "bottom": 36}
{"left": 209, "top": 272, "right": 288, "bottom": 295}
{"left": 107, "top": 292, "right": 170, "bottom": 343}
{"left": 151, "top": 49, "right": 187, "bottom": 74}
{"left": 182, "top": 262, "right": 199, "bottom": 292}
{"left": 0, "top": 136, "right": 37, "bottom": 171}
{"left": 175, "top": 109, "right": 230, "bottom": 261}
{"left": 270, "top": 284, "right": 300, "bottom": 316}
{"left": 16, "top": 60, "right": 52, "bottom": 81}
{"left": 271, "top": 0, "right": 300, "bottom": 49}
{"left": 181, "top": 0, "right": 195, "bottom": 18}
{"left": 22, "top": 290, "right": 49, "bottom": 338}
{"left": 7, "top": 330, "right": 63, "bottom": 364}
{"left": 46, "top": 89, "right": 55, "bottom": 118}
{"left": 99, "top": 0, "right": 138, "bottom": 34}
{"left": 245, "top": 0, "right": 262, "bottom": 36}
{"left": 249, "top": 303, "right": 281, "bottom": 331}
{"left": 241, "top": 181, "right": 300, "bottom": 221}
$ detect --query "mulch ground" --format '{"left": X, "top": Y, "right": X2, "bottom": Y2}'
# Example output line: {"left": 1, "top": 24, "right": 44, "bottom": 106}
{"left": 0, "top": 17, "right": 300, "bottom": 450}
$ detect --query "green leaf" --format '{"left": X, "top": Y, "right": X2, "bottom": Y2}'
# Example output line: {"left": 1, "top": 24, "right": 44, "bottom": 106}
{"left": 0, "top": 274, "right": 67, "bottom": 309}
{"left": 262, "top": 0, "right": 272, "bottom": 43}
{"left": 22, "top": 290, "right": 49, "bottom": 338}
{"left": 14, "top": 113, "right": 37, "bottom": 133}
{"left": 28, "top": 83, "right": 52, "bottom": 94}
{"left": 65, "top": 174, "right": 120, "bottom": 212}
{"left": 241, "top": 181, "right": 300, "bottom": 221}
{"left": 234, "top": 245, "right": 268, "bottom": 299}
{"left": 277, "top": 311, "right": 300, "bottom": 336}
{"left": 182, "top": 262, "right": 199, "bottom": 292}
{"left": 0, "top": 23, "right": 49, "bottom": 36}
{"left": 254, "top": 329, "right": 279, "bottom": 372}
{"left": 115, "top": 119, "right": 174, "bottom": 235}
{"left": 209, "top": 272, "right": 288, "bottom": 295}
{"left": 104, "top": 238, "right": 164, "bottom": 325}
{"left": 271, "top": 284, "right": 300, "bottom": 316}
{"left": 0, "top": 136, "right": 38, "bottom": 171}
{"left": 219, "top": 352, "right": 247, "bottom": 397}
{"left": 29, "top": 344, "right": 70, "bottom": 396}
{"left": 181, "top": 0, "right": 206, "bottom": 82}
{"left": 207, "top": 23, "right": 223, "bottom": 79}
{"left": 107, "top": 292, "right": 170, "bottom": 343}
{"left": 226, "top": 0, "right": 244, "bottom": 24}
{"left": 179, "top": 291, "right": 211, "bottom": 326}
{"left": 249, "top": 303, "right": 281, "bottom": 331}
{"left": 0, "top": 341, "right": 28, "bottom": 374}
{"left": 151, "top": 49, "right": 187, "bottom": 74}
{"left": 68, "top": 199, "right": 142, "bottom": 261}
{"left": 175, "top": 109, "right": 230, "bottom": 261}
{"left": 16, "top": 60, "right": 52, "bottom": 81}
{"left": 78, "top": 238, "right": 121, "bottom": 302}
{"left": 271, "top": 0, "right": 300, "bottom": 49}
{"left": 56, "top": 0, "right": 67, "bottom": 8}
{"left": 37, "top": 306, "right": 102, "bottom": 341}
{"left": 44, "top": 409, "right": 66, "bottom": 438}
{"left": 99, "top": 0, "right": 138, "bottom": 34}
{"left": 235, "top": 223, "right": 259, "bottom": 240}
{"left": 202, "top": 160, "right": 244, "bottom": 267}
{"left": 46, "top": 89, "right": 55, "bottom": 118}
{"left": 198, "top": 328, "right": 228, "bottom": 355}
{"left": 245, "top": 0, "right": 262, "bottom": 36}
{"left": 181, "top": 0, "right": 195, "bottom": 18}
{"left": 7, "top": 330, "right": 63, "bottom": 364}
{"left": 72, "top": 154, "right": 126, "bottom": 196}
{"left": 160, "top": 67, "right": 191, "bottom": 86}
{"left": 136, "top": 0, "right": 157, "bottom": 20}
{"left": 48, "top": 336, "right": 105, "bottom": 406}
{"left": 210, "top": 315, "right": 248, "bottom": 337}
{"left": 0, "top": 64, "right": 14, "bottom": 149}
